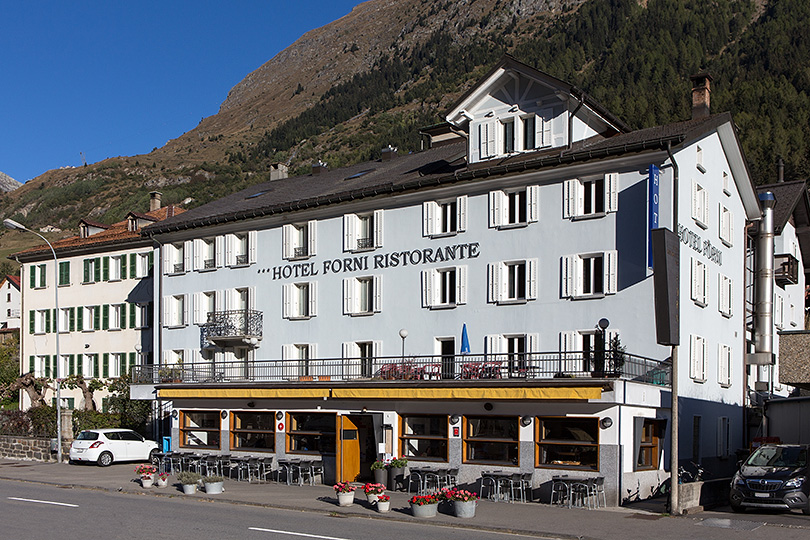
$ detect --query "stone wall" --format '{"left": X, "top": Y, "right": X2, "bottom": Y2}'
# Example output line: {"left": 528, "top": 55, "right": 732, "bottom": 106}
{"left": 0, "top": 435, "right": 69, "bottom": 462}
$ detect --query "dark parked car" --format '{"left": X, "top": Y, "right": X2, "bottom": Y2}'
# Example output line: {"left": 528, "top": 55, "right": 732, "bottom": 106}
{"left": 729, "top": 444, "right": 809, "bottom": 514}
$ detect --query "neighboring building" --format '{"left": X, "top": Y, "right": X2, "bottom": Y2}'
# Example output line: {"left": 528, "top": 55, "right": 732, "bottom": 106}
{"left": 0, "top": 275, "right": 21, "bottom": 330}
{"left": 11, "top": 194, "right": 183, "bottom": 410}
{"left": 135, "top": 57, "right": 761, "bottom": 505}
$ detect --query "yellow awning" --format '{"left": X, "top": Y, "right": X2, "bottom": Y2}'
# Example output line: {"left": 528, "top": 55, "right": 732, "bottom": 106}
{"left": 330, "top": 386, "right": 600, "bottom": 400}
{"left": 158, "top": 388, "right": 330, "bottom": 399}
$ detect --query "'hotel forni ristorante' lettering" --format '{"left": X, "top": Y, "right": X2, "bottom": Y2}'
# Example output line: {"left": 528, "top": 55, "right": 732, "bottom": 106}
{"left": 261, "top": 242, "right": 481, "bottom": 281}
{"left": 677, "top": 224, "right": 722, "bottom": 266}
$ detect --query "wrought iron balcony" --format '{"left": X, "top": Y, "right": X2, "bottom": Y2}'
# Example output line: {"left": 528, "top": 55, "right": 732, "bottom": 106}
{"left": 235, "top": 254, "right": 248, "bottom": 265}
{"left": 356, "top": 237, "right": 374, "bottom": 249}
{"left": 774, "top": 253, "right": 799, "bottom": 286}
{"left": 293, "top": 246, "right": 309, "bottom": 258}
{"left": 203, "top": 258, "right": 215, "bottom": 269}
{"left": 201, "top": 309, "right": 262, "bottom": 346}
{"left": 173, "top": 262, "right": 185, "bottom": 273}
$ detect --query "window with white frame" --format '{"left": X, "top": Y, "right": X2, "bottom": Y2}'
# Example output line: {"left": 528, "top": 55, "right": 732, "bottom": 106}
{"left": 343, "top": 341, "right": 380, "bottom": 378}
{"left": 283, "top": 282, "right": 318, "bottom": 319}
{"left": 82, "top": 306, "right": 99, "bottom": 331}
{"left": 718, "top": 343, "right": 732, "bottom": 387}
{"left": 283, "top": 221, "right": 317, "bottom": 260}
{"left": 691, "top": 258, "right": 708, "bottom": 306}
{"left": 488, "top": 259, "right": 537, "bottom": 303}
{"left": 132, "top": 303, "right": 149, "bottom": 329}
{"left": 282, "top": 343, "right": 317, "bottom": 376}
{"left": 135, "top": 252, "right": 152, "bottom": 278}
{"left": 82, "top": 258, "right": 100, "bottom": 284}
{"left": 561, "top": 251, "right": 617, "bottom": 298}
{"left": 422, "top": 266, "right": 467, "bottom": 308}
{"left": 34, "top": 309, "right": 49, "bottom": 334}
{"left": 471, "top": 108, "right": 561, "bottom": 163}
{"left": 696, "top": 145, "right": 706, "bottom": 173}
{"left": 716, "top": 417, "right": 730, "bottom": 458}
{"left": 225, "top": 231, "right": 257, "bottom": 266}
{"left": 193, "top": 291, "right": 218, "bottom": 325}
{"left": 193, "top": 238, "right": 217, "bottom": 270}
{"left": 722, "top": 171, "right": 730, "bottom": 195}
{"left": 343, "top": 275, "right": 381, "bottom": 315}
{"left": 110, "top": 304, "right": 125, "bottom": 330}
{"left": 489, "top": 186, "right": 539, "bottom": 228}
{"left": 774, "top": 293, "right": 784, "bottom": 329}
{"left": 501, "top": 119, "right": 515, "bottom": 154}
{"left": 163, "top": 349, "right": 184, "bottom": 365}
{"left": 560, "top": 330, "right": 619, "bottom": 374}
{"left": 343, "top": 211, "right": 383, "bottom": 251}
{"left": 167, "top": 242, "right": 190, "bottom": 274}
{"left": 718, "top": 273, "right": 732, "bottom": 317}
{"left": 58, "top": 307, "right": 71, "bottom": 333}
{"left": 691, "top": 180, "right": 709, "bottom": 228}
{"left": 422, "top": 196, "right": 467, "bottom": 237}
{"left": 37, "top": 355, "right": 50, "bottom": 378}
{"left": 108, "top": 255, "right": 122, "bottom": 281}
{"left": 30, "top": 263, "right": 47, "bottom": 289}
{"left": 164, "top": 295, "right": 187, "bottom": 327}
{"left": 486, "top": 333, "right": 539, "bottom": 376}
{"left": 719, "top": 205, "right": 733, "bottom": 246}
{"left": 112, "top": 353, "right": 126, "bottom": 378}
{"left": 689, "top": 334, "right": 707, "bottom": 382}
{"left": 563, "top": 174, "right": 619, "bottom": 218}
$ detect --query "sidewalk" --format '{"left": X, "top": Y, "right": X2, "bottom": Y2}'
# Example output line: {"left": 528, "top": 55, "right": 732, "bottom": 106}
{"left": 0, "top": 458, "right": 805, "bottom": 540}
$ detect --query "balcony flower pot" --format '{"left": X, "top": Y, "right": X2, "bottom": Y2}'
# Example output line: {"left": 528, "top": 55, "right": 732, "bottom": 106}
{"left": 440, "top": 488, "right": 479, "bottom": 518}
{"left": 204, "top": 475, "right": 225, "bottom": 494}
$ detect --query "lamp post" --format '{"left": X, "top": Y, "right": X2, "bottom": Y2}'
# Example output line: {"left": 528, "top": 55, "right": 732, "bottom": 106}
{"left": 4, "top": 218, "right": 63, "bottom": 463}
{"left": 399, "top": 328, "right": 408, "bottom": 360}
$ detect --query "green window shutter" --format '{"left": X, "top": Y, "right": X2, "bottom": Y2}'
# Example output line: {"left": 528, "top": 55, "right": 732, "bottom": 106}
{"left": 102, "top": 397, "right": 109, "bottom": 413}
{"left": 94, "top": 257, "right": 101, "bottom": 282}
{"left": 129, "top": 352, "right": 137, "bottom": 374}
{"left": 120, "top": 254, "right": 127, "bottom": 280}
{"left": 147, "top": 302, "right": 153, "bottom": 328}
{"left": 102, "top": 256, "right": 109, "bottom": 281}
{"left": 69, "top": 307, "right": 75, "bottom": 332}
{"left": 45, "top": 310, "right": 51, "bottom": 333}
{"left": 102, "top": 304, "right": 109, "bottom": 330}
{"left": 83, "top": 259, "right": 90, "bottom": 283}
{"left": 93, "top": 354, "right": 100, "bottom": 378}
{"left": 120, "top": 354, "right": 127, "bottom": 377}
{"left": 93, "top": 306, "right": 100, "bottom": 330}
{"left": 29, "top": 356, "right": 35, "bottom": 374}
{"left": 148, "top": 252, "right": 154, "bottom": 274}
{"left": 45, "top": 356, "right": 51, "bottom": 378}
{"left": 52, "top": 309, "right": 57, "bottom": 332}
{"left": 30, "top": 267, "right": 36, "bottom": 289}
{"left": 77, "top": 355, "right": 83, "bottom": 376}
{"left": 69, "top": 354, "right": 75, "bottom": 376}
{"left": 77, "top": 307, "right": 84, "bottom": 331}
{"left": 66, "top": 398, "right": 75, "bottom": 409}
{"left": 130, "top": 253, "right": 137, "bottom": 278}
{"left": 29, "top": 311, "right": 35, "bottom": 334}
{"left": 59, "top": 261, "right": 70, "bottom": 286}
{"left": 39, "top": 264, "right": 46, "bottom": 288}
{"left": 128, "top": 302, "right": 136, "bottom": 328}
{"left": 102, "top": 353, "right": 109, "bottom": 378}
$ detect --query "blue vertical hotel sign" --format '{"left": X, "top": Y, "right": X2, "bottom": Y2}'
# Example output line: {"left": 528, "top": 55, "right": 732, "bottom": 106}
{"left": 648, "top": 164, "right": 660, "bottom": 268}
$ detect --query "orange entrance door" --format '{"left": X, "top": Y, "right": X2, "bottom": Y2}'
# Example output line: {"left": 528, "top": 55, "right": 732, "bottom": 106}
{"left": 339, "top": 415, "right": 361, "bottom": 482}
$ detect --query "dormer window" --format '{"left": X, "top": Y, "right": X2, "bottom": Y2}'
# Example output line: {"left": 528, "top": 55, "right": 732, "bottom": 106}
{"left": 80, "top": 223, "right": 89, "bottom": 239}
{"left": 128, "top": 216, "right": 138, "bottom": 232}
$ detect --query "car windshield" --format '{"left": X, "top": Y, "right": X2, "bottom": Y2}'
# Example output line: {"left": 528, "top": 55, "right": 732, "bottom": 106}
{"left": 746, "top": 446, "right": 807, "bottom": 468}
{"left": 76, "top": 431, "right": 99, "bottom": 441}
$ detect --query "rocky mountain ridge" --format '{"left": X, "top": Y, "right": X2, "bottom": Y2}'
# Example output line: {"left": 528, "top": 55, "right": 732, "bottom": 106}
{"left": 0, "top": 171, "right": 21, "bottom": 193}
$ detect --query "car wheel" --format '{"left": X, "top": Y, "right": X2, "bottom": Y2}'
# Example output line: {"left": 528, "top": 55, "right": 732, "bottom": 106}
{"left": 149, "top": 449, "right": 159, "bottom": 465}
{"left": 730, "top": 503, "right": 745, "bottom": 513}
{"left": 97, "top": 451, "right": 113, "bottom": 467}
{"left": 802, "top": 498, "right": 810, "bottom": 516}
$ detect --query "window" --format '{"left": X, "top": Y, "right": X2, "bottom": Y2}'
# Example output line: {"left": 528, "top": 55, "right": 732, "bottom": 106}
{"left": 193, "top": 238, "right": 217, "bottom": 270}
{"left": 522, "top": 115, "right": 536, "bottom": 150}
{"left": 282, "top": 343, "right": 317, "bottom": 376}
{"left": 231, "top": 412, "right": 276, "bottom": 452}
{"left": 716, "top": 417, "right": 730, "bottom": 458}
{"left": 283, "top": 282, "right": 317, "bottom": 319}
{"left": 485, "top": 334, "right": 539, "bottom": 377}
{"left": 81, "top": 306, "right": 100, "bottom": 332}
{"left": 537, "top": 417, "right": 599, "bottom": 470}
{"left": 130, "top": 302, "right": 150, "bottom": 329}
{"left": 563, "top": 174, "right": 619, "bottom": 218}
{"left": 164, "top": 295, "right": 187, "bottom": 327}
{"left": 58, "top": 261, "right": 70, "bottom": 286}
{"left": 37, "top": 355, "right": 50, "bottom": 378}
{"left": 180, "top": 410, "right": 221, "bottom": 449}
{"left": 84, "top": 353, "right": 100, "bottom": 378}
{"left": 422, "top": 266, "right": 467, "bottom": 308}
{"left": 561, "top": 252, "right": 617, "bottom": 298}
{"left": 108, "top": 255, "right": 122, "bottom": 281}
{"left": 283, "top": 221, "right": 317, "bottom": 259}
{"left": 718, "top": 274, "right": 732, "bottom": 317}
{"left": 477, "top": 120, "right": 497, "bottom": 160}
{"left": 193, "top": 291, "right": 218, "bottom": 325}
{"left": 696, "top": 145, "right": 706, "bottom": 173}
{"left": 774, "top": 293, "right": 784, "bottom": 329}
{"left": 165, "top": 242, "right": 189, "bottom": 274}
{"left": 690, "top": 258, "right": 708, "bottom": 307}
{"left": 464, "top": 416, "right": 518, "bottom": 465}
{"left": 719, "top": 205, "right": 733, "bottom": 246}
{"left": 489, "top": 186, "right": 539, "bottom": 228}
{"left": 422, "top": 196, "right": 467, "bottom": 237}
{"left": 135, "top": 252, "right": 153, "bottom": 278}
{"left": 342, "top": 341, "right": 381, "bottom": 378}
{"left": 343, "top": 211, "right": 383, "bottom": 251}
{"left": 400, "top": 415, "right": 448, "bottom": 461}
{"left": 722, "top": 171, "right": 730, "bottom": 195}
{"left": 287, "top": 413, "right": 336, "bottom": 454}
{"left": 226, "top": 231, "right": 257, "bottom": 266}
{"left": 343, "top": 275, "right": 381, "bottom": 315}
{"left": 30, "top": 264, "right": 47, "bottom": 289}
{"left": 32, "top": 309, "right": 50, "bottom": 334}
{"left": 635, "top": 419, "right": 662, "bottom": 471}
{"left": 58, "top": 307, "right": 71, "bottom": 333}
{"left": 109, "top": 304, "right": 125, "bottom": 330}
{"left": 501, "top": 119, "right": 515, "bottom": 154}
{"left": 488, "top": 259, "right": 538, "bottom": 303}
{"left": 82, "top": 258, "right": 101, "bottom": 284}
{"left": 691, "top": 180, "right": 708, "bottom": 228}
{"left": 689, "top": 334, "right": 707, "bottom": 382}
{"left": 718, "top": 343, "right": 732, "bottom": 387}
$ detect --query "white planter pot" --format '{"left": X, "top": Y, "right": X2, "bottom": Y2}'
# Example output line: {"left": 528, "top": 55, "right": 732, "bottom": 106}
{"left": 155, "top": 477, "right": 168, "bottom": 488}
{"left": 204, "top": 481, "right": 224, "bottom": 494}
{"left": 410, "top": 502, "right": 438, "bottom": 518}
{"left": 453, "top": 500, "right": 477, "bottom": 518}
{"left": 366, "top": 493, "right": 379, "bottom": 503}
{"left": 377, "top": 500, "right": 391, "bottom": 513}
{"left": 182, "top": 483, "right": 197, "bottom": 495}
{"left": 337, "top": 491, "right": 355, "bottom": 507}
{"left": 141, "top": 476, "right": 154, "bottom": 488}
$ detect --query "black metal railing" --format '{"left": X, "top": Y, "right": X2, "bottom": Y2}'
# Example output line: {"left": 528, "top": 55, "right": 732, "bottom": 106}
{"left": 203, "top": 258, "right": 215, "bottom": 269}
{"left": 173, "top": 262, "right": 185, "bottom": 273}
{"left": 775, "top": 253, "right": 799, "bottom": 286}
{"left": 132, "top": 351, "right": 670, "bottom": 386}
{"left": 356, "top": 237, "right": 374, "bottom": 249}
{"left": 294, "top": 246, "right": 309, "bottom": 258}
{"left": 201, "top": 310, "right": 263, "bottom": 342}
{"left": 235, "top": 254, "right": 248, "bottom": 265}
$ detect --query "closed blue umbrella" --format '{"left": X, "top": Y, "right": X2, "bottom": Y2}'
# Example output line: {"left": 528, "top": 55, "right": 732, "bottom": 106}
{"left": 460, "top": 323, "right": 471, "bottom": 355}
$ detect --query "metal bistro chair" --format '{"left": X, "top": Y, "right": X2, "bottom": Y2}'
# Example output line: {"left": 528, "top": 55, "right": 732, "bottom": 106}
{"left": 239, "top": 457, "right": 262, "bottom": 483}
{"left": 550, "top": 477, "right": 570, "bottom": 507}
{"left": 257, "top": 456, "right": 274, "bottom": 483}
{"left": 297, "top": 459, "right": 323, "bottom": 486}
{"left": 440, "top": 468, "right": 459, "bottom": 490}
{"left": 590, "top": 476, "right": 606, "bottom": 508}
{"left": 201, "top": 455, "right": 221, "bottom": 477}
{"left": 570, "top": 478, "right": 595, "bottom": 509}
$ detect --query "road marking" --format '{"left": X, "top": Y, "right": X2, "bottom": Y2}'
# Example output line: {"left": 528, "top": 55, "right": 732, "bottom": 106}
{"left": 7, "top": 497, "right": 78, "bottom": 508}
{"left": 248, "top": 527, "right": 351, "bottom": 540}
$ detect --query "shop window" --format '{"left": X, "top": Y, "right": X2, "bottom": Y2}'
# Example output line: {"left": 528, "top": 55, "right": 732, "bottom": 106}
{"left": 180, "top": 410, "right": 221, "bottom": 449}
{"left": 537, "top": 417, "right": 599, "bottom": 470}
{"left": 464, "top": 416, "right": 519, "bottom": 465}
{"left": 635, "top": 418, "right": 662, "bottom": 471}
{"left": 231, "top": 412, "right": 276, "bottom": 452}
{"left": 287, "top": 413, "right": 336, "bottom": 455}
{"left": 400, "top": 415, "right": 448, "bottom": 461}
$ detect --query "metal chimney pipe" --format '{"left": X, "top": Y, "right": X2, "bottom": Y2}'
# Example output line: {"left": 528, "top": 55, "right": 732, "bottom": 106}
{"left": 777, "top": 157, "right": 784, "bottom": 183}
{"left": 754, "top": 192, "right": 776, "bottom": 363}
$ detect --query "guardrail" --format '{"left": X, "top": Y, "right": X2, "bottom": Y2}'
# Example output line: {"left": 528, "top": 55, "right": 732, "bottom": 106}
{"left": 132, "top": 351, "right": 670, "bottom": 386}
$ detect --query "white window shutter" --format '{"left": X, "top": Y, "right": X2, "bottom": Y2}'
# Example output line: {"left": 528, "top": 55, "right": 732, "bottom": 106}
{"left": 487, "top": 262, "right": 501, "bottom": 303}
{"left": 469, "top": 123, "right": 479, "bottom": 163}
{"left": 539, "top": 109, "right": 553, "bottom": 147}
{"left": 343, "top": 214, "right": 357, "bottom": 252}
{"left": 308, "top": 221, "right": 318, "bottom": 256}
{"left": 225, "top": 234, "right": 234, "bottom": 266}
{"left": 552, "top": 109, "right": 566, "bottom": 147}
{"left": 563, "top": 180, "right": 576, "bottom": 219}
{"left": 309, "top": 281, "right": 318, "bottom": 317}
{"left": 223, "top": 289, "right": 233, "bottom": 311}
{"left": 421, "top": 269, "right": 433, "bottom": 308}
{"left": 526, "top": 258, "right": 538, "bottom": 300}
{"left": 193, "top": 292, "right": 201, "bottom": 324}
{"left": 281, "top": 344, "right": 293, "bottom": 362}
{"left": 343, "top": 278, "right": 353, "bottom": 315}
{"left": 282, "top": 224, "right": 293, "bottom": 259}
{"left": 456, "top": 265, "right": 467, "bottom": 305}
{"left": 486, "top": 120, "right": 496, "bottom": 157}
{"left": 214, "top": 290, "right": 224, "bottom": 312}
{"left": 282, "top": 284, "right": 291, "bottom": 319}
{"left": 457, "top": 196, "right": 467, "bottom": 232}
{"left": 162, "top": 297, "right": 171, "bottom": 327}
{"left": 248, "top": 231, "right": 257, "bottom": 264}
{"left": 183, "top": 240, "right": 192, "bottom": 272}
{"left": 485, "top": 334, "right": 501, "bottom": 358}
{"left": 532, "top": 113, "right": 543, "bottom": 148}
{"left": 342, "top": 342, "right": 353, "bottom": 359}
{"left": 691, "top": 180, "right": 699, "bottom": 221}
{"left": 182, "top": 294, "right": 188, "bottom": 325}
{"left": 689, "top": 335, "right": 698, "bottom": 379}
{"left": 605, "top": 172, "right": 619, "bottom": 213}
{"left": 247, "top": 286, "right": 256, "bottom": 310}
{"left": 605, "top": 250, "right": 618, "bottom": 294}
{"left": 193, "top": 239, "right": 203, "bottom": 271}
{"left": 562, "top": 255, "right": 576, "bottom": 298}
{"left": 162, "top": 247, "right": 171, "bottom": 275}
{"left": 162, "top": 350, "right": 170, "bottom": 365}
{"left": 374, "top": 209, "right": 384, "bottom": 248}
{"left": 215, "top": 236, "right": 224, "bottom": 267}
{"left": 478, "top": 122, "right": 487, "bottom": 159}
{"left": 423, "top": 202, "right": 435, "bottom": 237}
{"left": 527, "top": 185, "right": 540, "bottom": 223}
{"left": 373, "top": 274, "right": 382, "bottom": 312}
{"left": 489, "top": 191, "right": 504, "bottom": 228}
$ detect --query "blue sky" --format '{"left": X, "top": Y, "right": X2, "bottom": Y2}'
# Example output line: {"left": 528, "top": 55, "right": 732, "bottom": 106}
{"left": 0, "top": 0, "right": 362, "bottom": 183}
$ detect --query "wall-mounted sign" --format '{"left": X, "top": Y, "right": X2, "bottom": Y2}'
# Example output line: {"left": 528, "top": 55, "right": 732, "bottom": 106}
{"left": 677, "top": 224, "right": 722, "bottom": 266}
{"left": 648, "top": 164, "right": 660, "bottom": 269}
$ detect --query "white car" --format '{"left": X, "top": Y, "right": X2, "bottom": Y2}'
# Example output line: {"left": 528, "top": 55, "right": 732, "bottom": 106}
{"left": 69, "top": 429, "right": 159, "bottom": 467}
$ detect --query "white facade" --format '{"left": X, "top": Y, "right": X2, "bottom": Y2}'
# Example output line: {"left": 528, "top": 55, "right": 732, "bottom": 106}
{"left": 0, "top": 276, "right": 21, "bottom": 330}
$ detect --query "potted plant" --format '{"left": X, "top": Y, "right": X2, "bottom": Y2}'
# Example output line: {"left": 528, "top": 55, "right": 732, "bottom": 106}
{"left": 376, "top": 494, "right": 391, "bottom": 513}
{"left": 135, "top": 464, "right": 157, "bottom": 488}
{"left": 444, "top": 489, "right": 479, "bottom": 518}
{"left": 203, "top": 475, "right": 225, "bottom": 494}
{"left": 370, "top": 459, "right": 388, "bottom": 487}
{"left": 409, "top": 493, "right": 439, "bottom": 518}
{"left": 155, "top": 472, "right": 169, "bottom": 488}
{"left": 334, "top": 482, "right": 356, "bottom": 506}
{"left": 363, "top": 482, "right": 385, "bottom": 503}
{"left": 388, "top": 456, "right": 408, "bottom": 491}
{"left": 177, "top": 471, "right": 202, "bottom": 495}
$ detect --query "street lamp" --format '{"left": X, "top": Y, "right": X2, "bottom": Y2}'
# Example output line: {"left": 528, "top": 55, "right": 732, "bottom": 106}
{"left": 399, "top": 328, "right": 408, "bottom": 359}
{"left": 3, "top": 218, "right": 63, "bottom": 463}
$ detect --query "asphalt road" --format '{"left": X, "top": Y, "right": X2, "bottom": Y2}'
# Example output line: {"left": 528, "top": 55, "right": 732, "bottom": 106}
{"left": 0, "top": 480, "right": 549, "bottom": 540}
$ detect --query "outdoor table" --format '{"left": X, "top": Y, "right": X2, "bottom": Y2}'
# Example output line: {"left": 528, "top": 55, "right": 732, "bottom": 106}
{"left": 551, "top": 475, "right": 604, "bottom": 509}
{"left": 275, "top": 458, "right": 301, "bottom": 485}
{"left": 479, "top": 470, "right": 512, "bottom": 502}
{"left": 151, "top": 451, "right": 168, "bottom": 473}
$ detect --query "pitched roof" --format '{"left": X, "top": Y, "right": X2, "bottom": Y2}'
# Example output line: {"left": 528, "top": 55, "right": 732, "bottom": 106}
{"left": 10, "top": 205, "right": 185, "bottom": 261}
{"left": 756, "top": 180, "right": 810, "bottom": 234}
{"left": 2, "top": 275, "right": 20, "bottom": 289}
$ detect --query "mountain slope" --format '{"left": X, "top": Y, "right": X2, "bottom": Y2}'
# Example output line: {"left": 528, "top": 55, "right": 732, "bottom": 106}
{"left": 0, "top": 171, "right": 20, "bottom": 193}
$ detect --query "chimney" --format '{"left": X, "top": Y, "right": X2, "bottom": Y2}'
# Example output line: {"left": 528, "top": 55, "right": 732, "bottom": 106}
{"left": 149, "top": 191, "right": 162, "bottom": 211}
{"left": 690, "top": 73, "right": 712, "bottom": 119}
{"left": 381, "top": 145, "right": 398, "bottom": 161}
{"left": 777, "top": 157, "right": 784, "bottom": 182}
{"left": 312, "top": 161, "right": 328, "bottom": 175}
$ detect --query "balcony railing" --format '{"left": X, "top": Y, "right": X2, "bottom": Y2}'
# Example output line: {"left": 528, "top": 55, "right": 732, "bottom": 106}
{"left": 173, "top": 262, "right": 185, "bottom": 273}
{"left": 774, "top": 253, "right": 799, "bottom": 286}
{"left": 201, "top": 309, "right": 263, "bottom": 344}
{"left": 294, "top": 246, "right": 309, "bottom": 258}
{"left": 132, "top": 351, "right": 670, "bottom": 386}
{"left": 235, "top": 254, "right": 248, "bottom": 265}
{"left": 356, "top": 237, "right": 374, "bottom": 249}
{"left": 203, "top": 258, "right": 215, "bottom": 269}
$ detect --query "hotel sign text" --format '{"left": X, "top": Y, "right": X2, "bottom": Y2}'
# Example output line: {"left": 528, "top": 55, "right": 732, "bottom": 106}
{"left": 678, "top": 224, "right": 722, "bottom": 266}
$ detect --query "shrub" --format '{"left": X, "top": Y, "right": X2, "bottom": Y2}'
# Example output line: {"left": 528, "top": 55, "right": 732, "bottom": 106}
{"left": 177, "top": 471, "right": 201, "bottom": 485}
{"left": 0, "top": 410, "right": 31, "bottom": 436}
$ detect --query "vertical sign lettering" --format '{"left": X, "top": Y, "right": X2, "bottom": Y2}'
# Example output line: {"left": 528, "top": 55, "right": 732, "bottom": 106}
{"left": 648, "top": 164, "right": 660, "bottom": 268}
